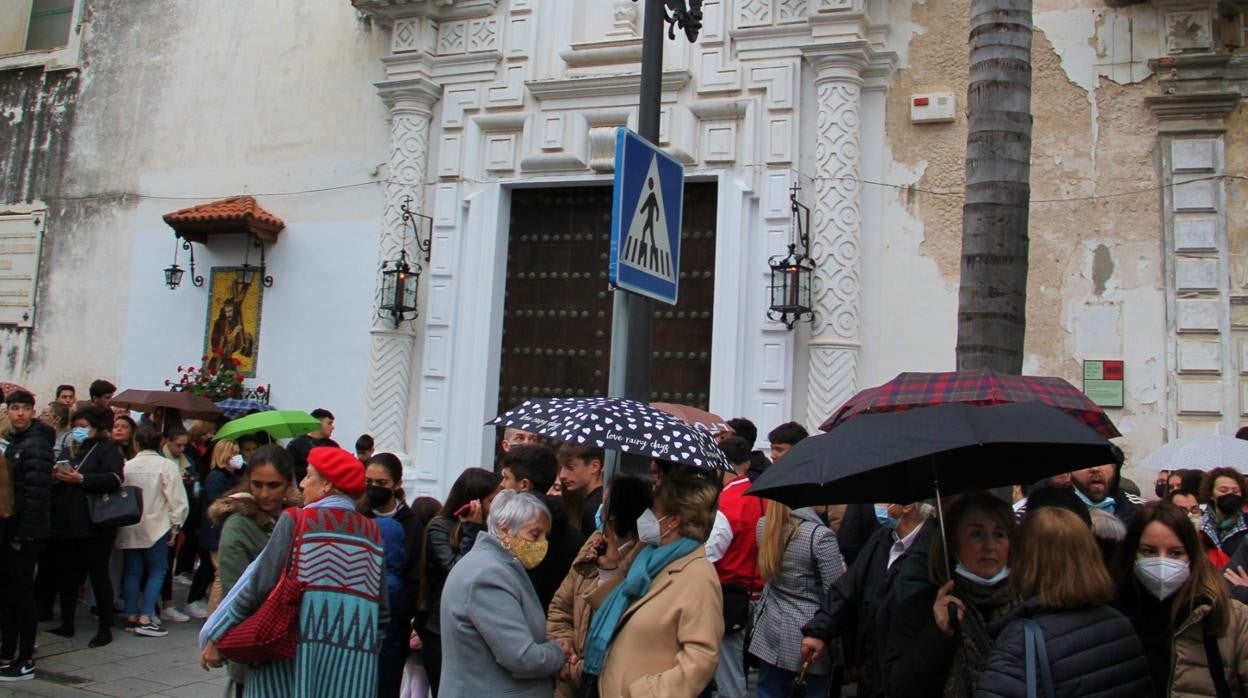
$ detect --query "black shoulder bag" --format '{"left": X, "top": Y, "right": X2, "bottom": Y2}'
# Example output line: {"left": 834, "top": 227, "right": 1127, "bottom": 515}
{"left": 1203, "top": 618, "right": 1233, "bottom": 698}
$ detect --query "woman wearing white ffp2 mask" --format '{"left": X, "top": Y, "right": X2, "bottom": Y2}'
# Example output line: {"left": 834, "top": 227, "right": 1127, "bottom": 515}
{"left": 1114, "top": 502, "right": 1248, "bottom": 697}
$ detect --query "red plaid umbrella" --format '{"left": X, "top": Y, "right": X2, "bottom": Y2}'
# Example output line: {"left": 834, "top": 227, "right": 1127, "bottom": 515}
{"left": 819, "top": 367, "right": 1121, "bottom": 439}
{"left": 0, "top": 382, "right": 32, "bottom": 401}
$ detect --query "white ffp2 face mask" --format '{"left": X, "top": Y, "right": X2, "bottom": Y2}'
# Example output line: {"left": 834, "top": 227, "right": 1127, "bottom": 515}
{"left": 1134, "top": 556, "right": 1190, "bottom": 600}
{"left": 636, "top": 509, "right": 669, "bottom": 546}
{"left": 955, "top": 562, "right": 1009, "bottom": 587}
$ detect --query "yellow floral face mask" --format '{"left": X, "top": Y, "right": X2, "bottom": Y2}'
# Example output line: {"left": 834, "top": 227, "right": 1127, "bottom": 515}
{"left": 509, "top": 536, "right": 549, "bottom": 569}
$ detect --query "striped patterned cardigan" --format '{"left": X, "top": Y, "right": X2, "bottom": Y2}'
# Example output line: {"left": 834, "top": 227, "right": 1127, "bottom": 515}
{"left": 204, "top": 494, "right": 388, "bottom": 698}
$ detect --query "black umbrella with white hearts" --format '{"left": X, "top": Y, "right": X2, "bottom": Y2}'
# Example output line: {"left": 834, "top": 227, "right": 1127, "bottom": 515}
{"left": 489, "top": 397, "right": 735, "bottom": 473}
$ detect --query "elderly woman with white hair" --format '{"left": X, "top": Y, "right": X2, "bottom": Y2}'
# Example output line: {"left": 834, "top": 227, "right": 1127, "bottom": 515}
{"left": 438, "top": 489, "right": 572, "bottom": 697}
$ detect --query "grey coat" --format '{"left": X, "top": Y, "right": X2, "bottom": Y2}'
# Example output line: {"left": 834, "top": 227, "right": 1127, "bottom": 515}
{"left": 749, "top": 509, "right": 845, "bottom": 673}
{"left": 439, "top": 531, "right": 566, "bottom": 698}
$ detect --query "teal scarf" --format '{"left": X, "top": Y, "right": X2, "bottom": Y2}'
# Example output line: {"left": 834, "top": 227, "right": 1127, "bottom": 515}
{"left": 582, "top": 537, "right": 700, "bottom": 676}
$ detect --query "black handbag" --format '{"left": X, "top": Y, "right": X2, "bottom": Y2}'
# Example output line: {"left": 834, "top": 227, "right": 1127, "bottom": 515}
{"left": 88, "top": 486, "right": 143, "bottom": 528}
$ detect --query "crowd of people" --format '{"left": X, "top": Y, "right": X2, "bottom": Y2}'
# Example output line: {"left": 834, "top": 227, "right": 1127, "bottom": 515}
{"left": 5, "top": 382, "right": 1248, "bottom": 697}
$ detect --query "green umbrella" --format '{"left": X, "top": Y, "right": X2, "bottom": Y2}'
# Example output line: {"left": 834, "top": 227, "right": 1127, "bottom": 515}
{"left": 215, "top": 410, "right": 321, "bottom": 442}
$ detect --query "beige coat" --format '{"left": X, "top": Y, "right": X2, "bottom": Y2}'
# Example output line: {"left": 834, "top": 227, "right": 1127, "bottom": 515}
{"left": 547, "top": 535, "right": 602, "bottom": 698}
{"left": 593, "top": 546, "right": 724, "bottom": 698}
{"left": 1171, "top": 599, "right": 1248, "bottom": 697}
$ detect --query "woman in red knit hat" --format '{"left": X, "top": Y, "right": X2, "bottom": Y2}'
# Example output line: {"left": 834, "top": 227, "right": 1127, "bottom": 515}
{"left": 200, "top": 447, "right": 387, "bottom": 698}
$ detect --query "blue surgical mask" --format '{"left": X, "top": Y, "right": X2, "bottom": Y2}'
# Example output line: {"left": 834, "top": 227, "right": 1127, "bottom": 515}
{"left": 874, "top": 504, "right": 899, "bottom": 530}
{"left": 228, "top": 454, "right": 245, "bottom": 470}
{"left": 955, "top": 562, "right": 1009, "bottom": 586}
{"left": 70, "top": 426, "right": 90, "bottom": 444}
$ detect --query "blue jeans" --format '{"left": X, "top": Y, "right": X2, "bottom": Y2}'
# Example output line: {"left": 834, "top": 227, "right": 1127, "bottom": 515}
{"left": 123, "top": 538, "right": 169, "bottom": 618}
{"left": 757, "top": 661, "right": 833, "bottom": 698}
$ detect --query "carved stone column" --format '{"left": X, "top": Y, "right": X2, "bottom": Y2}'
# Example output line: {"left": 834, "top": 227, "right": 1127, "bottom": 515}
{"left": 801, "top": 48, "right": 868, "bottom": 428}
{"left": 365, "top": 78, "right": 441, "bottom": 452}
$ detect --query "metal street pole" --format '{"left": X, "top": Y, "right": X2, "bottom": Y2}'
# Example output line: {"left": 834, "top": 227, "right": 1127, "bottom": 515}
{"left": 606, "top": 0, "right": 701, "bottom": 481}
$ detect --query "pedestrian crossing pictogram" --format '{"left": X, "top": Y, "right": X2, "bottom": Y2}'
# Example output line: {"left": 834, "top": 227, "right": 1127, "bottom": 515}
{"left": 620, "top": 157, "right": 675, "bottom": 283}
{"left": 609, "top": 127, "right": 684, "bottom": 305}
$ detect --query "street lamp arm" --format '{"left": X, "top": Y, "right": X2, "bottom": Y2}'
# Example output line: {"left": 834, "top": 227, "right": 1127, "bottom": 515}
{"left": 634, "top": 0, "right": 703, "bottom": 42}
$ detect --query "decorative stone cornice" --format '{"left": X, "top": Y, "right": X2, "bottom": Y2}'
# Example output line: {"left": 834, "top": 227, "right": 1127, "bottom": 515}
{"left": 801, "top": 41, "right": 897, "bottom": 86}
{"left": 352, "top": 0, "right": 498, "bottom": 25}
{"left": 377, "top": 77, "right": 443, "bottom": 115}
{"left": 1147, "top": 54, "right": 1243, "bottom": 132}
{"left": 526, "top": 70, "right": 692, "bottom": 103}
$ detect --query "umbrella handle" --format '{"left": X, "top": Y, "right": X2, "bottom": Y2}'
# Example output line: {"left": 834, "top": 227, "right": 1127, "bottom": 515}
{"left": 947, "top": 602, "right": 960, "bottom": 635}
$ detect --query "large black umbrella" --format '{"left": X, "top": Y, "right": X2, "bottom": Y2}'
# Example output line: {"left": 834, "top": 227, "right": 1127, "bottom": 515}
{"left": 747, "top": 401, "right": 1114, "bottom": 508}
{"left": 489, "top": 397, "right": 734, "bottom": 473}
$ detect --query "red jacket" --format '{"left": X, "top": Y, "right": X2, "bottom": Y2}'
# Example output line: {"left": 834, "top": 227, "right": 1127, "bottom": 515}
{"left": 715, "top": 475, "right": 765, "bottom": 591}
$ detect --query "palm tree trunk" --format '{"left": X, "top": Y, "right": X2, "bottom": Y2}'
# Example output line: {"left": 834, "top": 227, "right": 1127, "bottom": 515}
{"left": 956, "top": 0, "right": 1033, "bottom": 373}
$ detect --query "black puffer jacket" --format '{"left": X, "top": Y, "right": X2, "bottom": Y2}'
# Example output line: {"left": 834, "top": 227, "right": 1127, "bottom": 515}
{"left": 5, "top": 421, "right": 55, "bottom": 543}
{"left": 974, "top": 599, "right": 1153, "bottom": 698}
{"left": 50, "top": 436, "right": 125, "bottom": 539}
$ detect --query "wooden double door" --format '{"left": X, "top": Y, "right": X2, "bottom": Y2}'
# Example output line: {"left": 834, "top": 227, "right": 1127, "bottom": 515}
{"left": 498, "top": 182, "right": 717, "bottom": 414}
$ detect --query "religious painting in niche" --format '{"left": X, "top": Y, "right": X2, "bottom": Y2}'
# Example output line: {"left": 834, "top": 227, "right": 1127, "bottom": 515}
{"left": 203, "top": 267, "right": 262, "bottom": 376}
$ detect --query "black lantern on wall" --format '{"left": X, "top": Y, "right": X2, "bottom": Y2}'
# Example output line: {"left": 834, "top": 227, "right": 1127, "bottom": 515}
{"left": 233, "top": 233, "right": 274, "bottom": 294}
{"left": 767, "top": 184, "right": 814, "bottom": 329}
{"left": 163, "top": 235, "right": 203, "bottom": 290}
{"left": 379, "top": 196, "right": 432, "bottom": 327}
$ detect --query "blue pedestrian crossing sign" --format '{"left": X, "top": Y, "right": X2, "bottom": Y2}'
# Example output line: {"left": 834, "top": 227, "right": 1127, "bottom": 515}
{"left": 609, "top": 127, "right": 684, "bottom": 305}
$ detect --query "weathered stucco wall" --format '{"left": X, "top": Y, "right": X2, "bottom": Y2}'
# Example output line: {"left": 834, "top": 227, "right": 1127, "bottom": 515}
{"left": 0, "top": 1, "right": 392, "bottom": 444}
{"left": 880, "top": 0, "right": 1167, "bottom": 466}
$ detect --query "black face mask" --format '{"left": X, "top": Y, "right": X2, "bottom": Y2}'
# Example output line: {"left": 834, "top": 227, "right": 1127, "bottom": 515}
{"left": 1155, "top": 483, "right": 1168, "bottom": 499}
{"left": 367, "top": 485, "right": 394, "bottom": 510}
{"left": 1216, "top": 493, "right": 1243, "bottom": 517}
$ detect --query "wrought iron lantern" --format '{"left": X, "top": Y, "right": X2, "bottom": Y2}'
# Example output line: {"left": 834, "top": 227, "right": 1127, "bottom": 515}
{"left": 767, "top": 184, "right": 814, "bottom": 329}
{"left": 379, "top": 196, "right": 432, "bottom": 327}
{"left": 163, "top": 262, "right": 184, "bottom": 290}
{"left": 163, "top": 235, "right": 202, "bottom": 290}
{"left": 233, "top": 234, "right": 274, "bottom": 293}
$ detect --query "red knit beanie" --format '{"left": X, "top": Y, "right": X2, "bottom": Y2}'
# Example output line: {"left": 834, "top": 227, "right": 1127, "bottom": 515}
{"left": 308, "top": 447, "right": 365, "bottom": 497}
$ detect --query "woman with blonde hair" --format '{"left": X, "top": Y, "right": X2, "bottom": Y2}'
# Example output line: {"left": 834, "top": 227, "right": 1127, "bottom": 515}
{"left": 186, "top": 439, "right": 241, "bottom": 618}
{"left": 975, "top": 506, "right": 1151, "bottom": 696}
{"left": 590, "top": 463, "right": 724, "bottom": 697}
{"left": 1116, "top": 501, "right": 1248, "bottom": 697}
{"left": 749, "top": 498, "right": 844, "bottom": 697}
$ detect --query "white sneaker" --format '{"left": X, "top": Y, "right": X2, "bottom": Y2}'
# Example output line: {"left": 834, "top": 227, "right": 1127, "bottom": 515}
{"left": 173, "top": 573, "right": 193, "bottom": 586}
{"left": 161, "top": 607, "right": 190, "bottom": 623}
{"left": 186, "top": 600, "right": 209, "bottom": 619}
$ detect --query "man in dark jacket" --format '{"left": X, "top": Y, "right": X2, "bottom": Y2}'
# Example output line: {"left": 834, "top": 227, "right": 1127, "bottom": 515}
{"left": 725, "top": 417, "right": 770, "bottom": 481}
{"left": 801, "top": 501, "right": 933, "bottom": 698}
{"left": 499, "top": 444, "right": 585, "bottom": 609}
{"left": 364, "top": 452, "right": 425, "bottom": 698}
{"left": 1071, "top": 454, "right": 1138, "bottom": 526}
{"left": 286, "top": 408, "right": 338, "bottom": 484}
{"left": 1, "top": 390, "right": 54, "bottom": 681}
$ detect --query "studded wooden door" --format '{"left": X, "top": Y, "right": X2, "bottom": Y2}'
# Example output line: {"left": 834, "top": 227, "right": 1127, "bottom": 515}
{"left": 499, "top": 182, "right": 717, "bottom": 414}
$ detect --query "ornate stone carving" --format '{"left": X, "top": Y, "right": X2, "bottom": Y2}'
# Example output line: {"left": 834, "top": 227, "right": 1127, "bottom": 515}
{"left": 352, "top": 0, "right": 497, "bottom": 25}
{"left": 801, "top": 48, "right": 872, "bottom": 426}
{"left": 811, "top": 78, "right": 862, "bottom": 341}
{"left": 366, "top": 331, "right": 417, "bottom": 450}
{"left": 777, "top": 0, "right": 808, "bottom": 22}
{"left": 737, "top": 0, "right": 773, "bottom": 27}
{"left": 806, "top": 345, "right": 857, "bottom": 430}
{"left": 609, "top": 0, "right": 639, "bottom": 37}
{"left": 366, "top": 79, "right": 441, "bottom": 451}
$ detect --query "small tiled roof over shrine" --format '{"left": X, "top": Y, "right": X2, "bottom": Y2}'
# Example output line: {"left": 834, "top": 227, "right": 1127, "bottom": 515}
{"left": 163, "top": 196, "right": 285, "bottom": 244}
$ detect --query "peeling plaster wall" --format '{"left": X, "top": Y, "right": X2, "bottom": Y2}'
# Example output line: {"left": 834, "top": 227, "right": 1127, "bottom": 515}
{"left": 881, "top": 0, "right": 1167, "bottom": 468}
{"left": 0, "top": 1, "right": 391, "bottom": 444}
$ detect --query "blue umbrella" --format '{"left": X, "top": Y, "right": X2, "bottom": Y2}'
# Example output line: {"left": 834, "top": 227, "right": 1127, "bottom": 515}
{"left": 215, "top": 398, "right": 276, "bottom": 420}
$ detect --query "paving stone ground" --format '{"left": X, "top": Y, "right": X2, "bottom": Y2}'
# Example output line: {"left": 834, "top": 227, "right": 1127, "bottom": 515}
{"left": 1, "top": 584, "right": 227, "bottom": 698}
